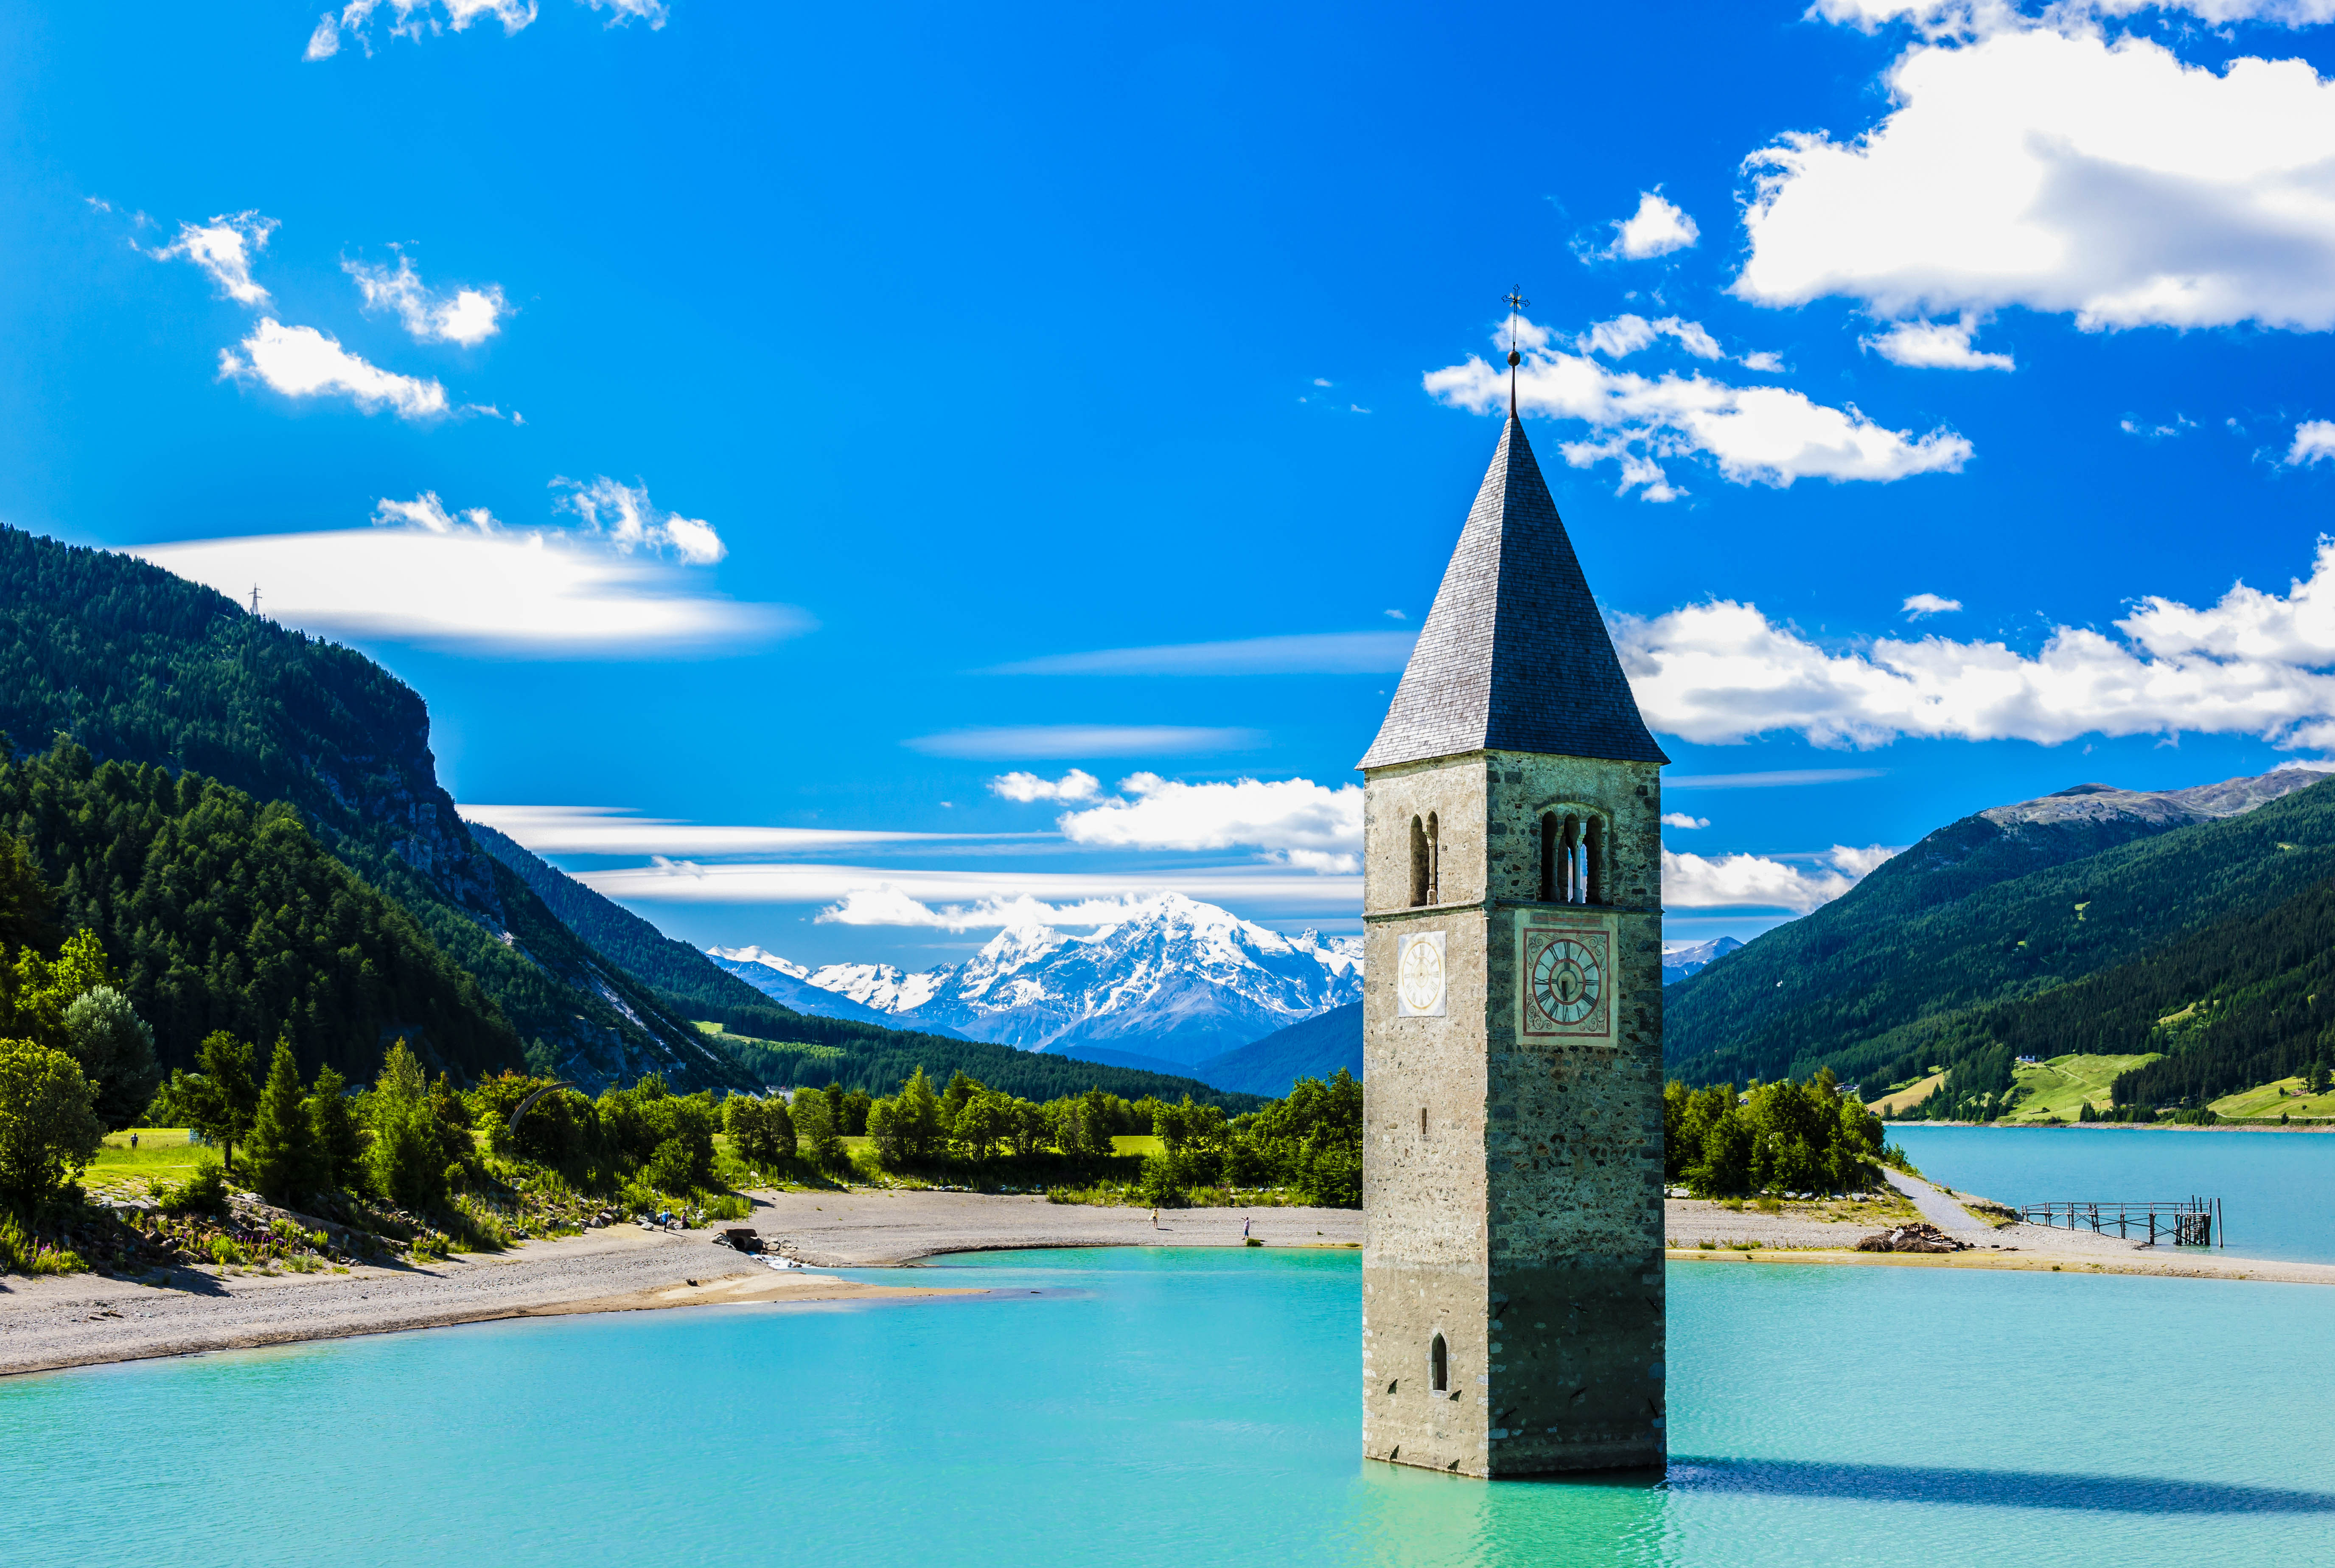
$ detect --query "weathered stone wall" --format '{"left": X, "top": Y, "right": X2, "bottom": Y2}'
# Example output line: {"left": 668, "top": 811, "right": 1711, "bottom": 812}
{"left": 1362, "top": 750, "right": 1665, "bottom": 1478}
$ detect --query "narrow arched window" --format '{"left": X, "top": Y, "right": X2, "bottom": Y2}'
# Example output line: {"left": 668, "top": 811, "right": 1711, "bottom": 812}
{"left": 1586, "top": 816, "right": 1606, "bottom": 905}
{"left": 1419, "top": 1106, "right": 1428, "bottom": 1136}
{"left": 1562, "top": 814, "right": 1581, "bottom": 903}
{"left": 1429, "top": 1333, "right": 1448, "bottom": 1393}
{"left": 1409, "top": 816, "right": 1429, "bottom": 907}
{"left": 1539, "top": 812, "right": 1558, "bottom": 902}
{"left": 1426, "top": 812, "right": 1441, "bottom": 904}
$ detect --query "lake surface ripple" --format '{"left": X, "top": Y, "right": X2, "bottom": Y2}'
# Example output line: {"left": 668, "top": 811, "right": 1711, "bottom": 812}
{"left": 8, "top": 1244, "right": 2332, "bottom": 1568}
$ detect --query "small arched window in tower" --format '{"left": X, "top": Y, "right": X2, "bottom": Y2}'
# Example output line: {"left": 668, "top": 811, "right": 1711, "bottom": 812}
{"left": 1429, "top": 1333, "right": 1449, "bottom": 1393}
{"left": 1539, "top": 812, "right": 1558, "bottom": 902}
{"left": 1409, "top": 816, "right": 1430, "bottom": 907}
{"left": 1562, "top": 814, "right": 1582, "bottom": 903}
{"left": 1586, "top": 816, "right": 1606, "bottom": 905}
{"left": 1420, "top": 1107, "right": 1428, "bottom": 1136}
{"left": 1426, "top": 812, "right": 1442, "bottom": 904}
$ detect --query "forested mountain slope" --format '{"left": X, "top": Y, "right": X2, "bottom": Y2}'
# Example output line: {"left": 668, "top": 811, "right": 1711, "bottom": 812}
{"left": 0, "top": 741, "right": 518, "bottom": 1080}
{"left": 470, "top": 822, "right": 785, "bottom": 1020}
{"left": 1665, "top": 769, "right": 2335, "bottom": 1090}
{"left": 0, "top": 526, "right": 742, "bottom": 1091}
{"left": 1963, "top": 875, "right": 2335, "bottom": 1112}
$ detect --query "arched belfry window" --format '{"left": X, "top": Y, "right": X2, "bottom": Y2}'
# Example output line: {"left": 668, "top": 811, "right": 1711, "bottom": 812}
{"left": 1540, "top": 809, "right": 1606, "bottom": 906}
{"left": 1409, "top": 816, "right": 1430, "bottom": 907}
{"left": 1426, "top": 813, "right": 1441, "bottom": 904}
{"left": 1429, "top": 1333, "right": 1449, "bottom": 1393}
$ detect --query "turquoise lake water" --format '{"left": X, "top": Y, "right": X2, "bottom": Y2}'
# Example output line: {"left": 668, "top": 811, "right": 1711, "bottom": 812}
{"left": 8, "top": 1246, "right": 2333, "bottom": 1567}
{"left": 1893, "top": 1125, "right": 2335, "bottom": 1263}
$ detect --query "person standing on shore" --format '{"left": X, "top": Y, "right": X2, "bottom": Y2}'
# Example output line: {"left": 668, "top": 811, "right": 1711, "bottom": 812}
{"left": 1242, "top": 1215, "right": 1250, "bottom": 1240}
{"left": 1150, "top": 1207, "right": 1159, "bottom": 1229}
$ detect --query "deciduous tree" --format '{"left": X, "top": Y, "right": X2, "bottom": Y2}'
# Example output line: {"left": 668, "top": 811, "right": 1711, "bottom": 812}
{"left": 0, "top": 1038, "right": 101, "bottom": 1218}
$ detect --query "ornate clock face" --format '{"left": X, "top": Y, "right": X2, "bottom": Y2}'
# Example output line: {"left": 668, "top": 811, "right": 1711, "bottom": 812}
{"left": 1398, "top": 936, "right": 1446, "bottom": 1014}
{"left": 1532, "top": 937, "right": 1602, "bottom": 1026}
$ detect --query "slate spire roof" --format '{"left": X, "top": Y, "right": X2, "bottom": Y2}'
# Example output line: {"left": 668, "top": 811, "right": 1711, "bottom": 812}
{"left": 1358, "top": 414, "right": 1669, "bottom": 771}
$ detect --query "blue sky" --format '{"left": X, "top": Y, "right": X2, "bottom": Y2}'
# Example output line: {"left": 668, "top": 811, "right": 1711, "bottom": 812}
{"left": 9, "top": 0, "right": 2335, "bottom": 968}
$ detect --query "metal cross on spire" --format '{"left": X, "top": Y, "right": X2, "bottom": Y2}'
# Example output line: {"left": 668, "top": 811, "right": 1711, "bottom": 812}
{"left": 1502, "top": 287, "right": 1530, "bottom": 417}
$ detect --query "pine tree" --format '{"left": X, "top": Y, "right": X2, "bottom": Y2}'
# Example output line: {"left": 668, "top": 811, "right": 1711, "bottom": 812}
{"left": 244, "top": 1040, "right": 324, "bottom": 1205}
{"left": 306, "top": 1065, "right": 365, "bottom": 1189}
{"left": 186, "top": 1032, "right": 260, "bottom": 1175}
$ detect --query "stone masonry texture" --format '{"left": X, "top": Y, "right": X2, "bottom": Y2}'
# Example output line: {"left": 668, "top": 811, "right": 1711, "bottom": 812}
{"left": 1358, "top": 410, "right": 1667, "bottom": 1480}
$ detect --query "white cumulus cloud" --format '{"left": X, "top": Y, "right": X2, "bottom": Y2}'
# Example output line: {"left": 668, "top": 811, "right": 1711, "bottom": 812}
{"left": 1057, "top": 774, "right": 1365, "bottom": 870}
{"left": 1902, "top": 592, "right": 1963, "bottom": 617}
{"left": 990, "top": 770, "right": 1104, "bottom": 803}
{"left": 1863, "top": 315, "right": 2015, "bottom": 370}
{"left": 553, "top": 476, "right": 725, "bottom": 563}
{"left": 1578, "top": 314, "right": 1726, "bottom": 361}
{"left": 152, "top": 213, "right": 278, "bottom": 305}
{"left": 1617, "top": 536, "right": 2335, "bottom": 748}
{"left": 1425, "top": 314, "right": 1971, "bottom": 499}
{"left": 1663, "top": 844, "right": 1895, "bottom": 912}
{"left": 346, "top": 253, "right": 511, "bottom": 346}
{"left": 1741, "top": 20, "right": 2335, "bottom": 334}
{"left": 219, "top": 319, "right": 450, "bottom": 418}
{"left": 1661, "top": 812, "right": 1712, "bottom": 829}
{"left": 1601, "top": 191, "right": 1701, "bottom": 259}
{"left": 2287, "top": 421, "right": 2335, "bottom": 465}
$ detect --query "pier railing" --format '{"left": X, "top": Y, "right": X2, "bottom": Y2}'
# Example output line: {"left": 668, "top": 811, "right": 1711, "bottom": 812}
{"left": 2015, "top": 1198, "right": 2221, "bottom": 1247}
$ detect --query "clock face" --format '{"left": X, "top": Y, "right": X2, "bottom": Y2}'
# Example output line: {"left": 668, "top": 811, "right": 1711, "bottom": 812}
{"left": 1532, "top": 938, "right": 1602, "bottom": 1025}
{"left": 1397, "top": 935, "right": 1446, "bottom": 1015}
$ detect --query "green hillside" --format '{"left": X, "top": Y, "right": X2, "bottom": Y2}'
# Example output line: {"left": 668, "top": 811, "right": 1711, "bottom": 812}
{"left": 1665, "top": 774, "right": 2335, "bottom": 1093}
{"left": 1, "top": 740, "right": 519, "bottom": 1080}
{"left": 470, "top": 820, "right": 783, "bottom": 1019}
{"left": 1971, "top": 873, "right": 2335, "bottom": 1113}
{"left": 0, "top": 525, "right": 745, "bottom": 1090}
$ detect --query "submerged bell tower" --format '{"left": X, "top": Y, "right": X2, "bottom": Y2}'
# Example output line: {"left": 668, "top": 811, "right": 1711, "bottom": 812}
{"left": 1357, "top": 317, "right": 1669, "bottom": 1477}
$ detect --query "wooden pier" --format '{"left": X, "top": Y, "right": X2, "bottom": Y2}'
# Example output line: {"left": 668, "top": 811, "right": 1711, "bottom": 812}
{"left": 2016, "top": 1198, "right": 2221, "bottom": 1247}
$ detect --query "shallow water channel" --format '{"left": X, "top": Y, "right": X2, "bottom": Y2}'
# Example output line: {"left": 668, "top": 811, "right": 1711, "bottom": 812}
{"left": 7, "top": 1243, "right": 2332, "bottom": 1567}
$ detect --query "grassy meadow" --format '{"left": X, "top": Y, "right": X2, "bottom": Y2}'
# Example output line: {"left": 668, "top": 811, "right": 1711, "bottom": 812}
{"left": 85, "top": 1128, "right": 210, "bottom": 1194}
{"left": 2210, "top": 1077, "right": 2335, "bottom": 1120}
{"left": 2000, "top": 1054, "right": 2161, "bottom": 1123}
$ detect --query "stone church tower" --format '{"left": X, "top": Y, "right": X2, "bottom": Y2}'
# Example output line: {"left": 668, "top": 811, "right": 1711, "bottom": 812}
{"left": 1357, "top": 407, "right": 1668, "bottom": 1477}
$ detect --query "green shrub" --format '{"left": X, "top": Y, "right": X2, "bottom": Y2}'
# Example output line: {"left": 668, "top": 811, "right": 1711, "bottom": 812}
{"left": 162, "top": 1160, "right": 232, "bottom": 1218}
{"left": 207, "top": 1234, "right": 244, "bottom": 1266}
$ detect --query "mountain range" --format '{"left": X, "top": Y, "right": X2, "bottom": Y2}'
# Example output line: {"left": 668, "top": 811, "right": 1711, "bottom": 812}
{"left": 0, "top": 524, "right": 1255, "bottom": 1109}
{"left": 1665, "top": 761, "right": 2335, "bottom": 1108}
{"left": 710, "top": 892, "right": 1364, "bottom": 1066}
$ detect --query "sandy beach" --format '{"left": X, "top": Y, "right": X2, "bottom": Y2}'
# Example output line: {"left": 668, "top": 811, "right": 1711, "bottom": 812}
{"left": 8, "top": 1176, "right": 2325, "bottom": 1380}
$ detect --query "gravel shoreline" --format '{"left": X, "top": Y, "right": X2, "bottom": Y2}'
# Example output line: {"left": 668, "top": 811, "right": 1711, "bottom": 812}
{"left": 0, "top": 1189, "right": 1363, "bottom": 1379}
{"left": 10, "top": 1181, "right": 2321, "bottom": 1380}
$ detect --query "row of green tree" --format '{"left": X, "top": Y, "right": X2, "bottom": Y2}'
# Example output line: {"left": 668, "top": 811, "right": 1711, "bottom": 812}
{"left": 1662, "top": 1071, "right": 1891, "bottom": 1197}
{"left": 719, "top": 1066, "right": 1365, "bottom": 1207}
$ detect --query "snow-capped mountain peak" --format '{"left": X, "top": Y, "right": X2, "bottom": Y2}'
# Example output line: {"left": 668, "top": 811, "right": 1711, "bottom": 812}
{"left": 706, "top": 943, "right": 809, "bottom": 980}
{"left": 704, "top": 890, "right": 1363, "bottom": 1068}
